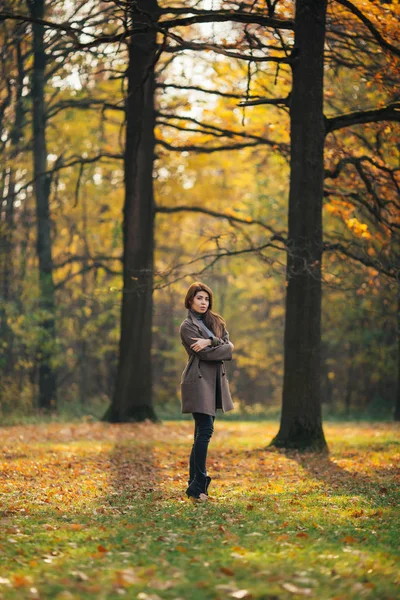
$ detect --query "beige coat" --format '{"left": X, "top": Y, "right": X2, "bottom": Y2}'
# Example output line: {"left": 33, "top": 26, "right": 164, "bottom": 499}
{"left": 179, "top": 310, "right": 234, "bottom": 416}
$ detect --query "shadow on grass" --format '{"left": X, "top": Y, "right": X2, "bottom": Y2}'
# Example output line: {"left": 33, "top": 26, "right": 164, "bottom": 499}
{"left": 270, "top": 447, "right": 398, "bottom": 508}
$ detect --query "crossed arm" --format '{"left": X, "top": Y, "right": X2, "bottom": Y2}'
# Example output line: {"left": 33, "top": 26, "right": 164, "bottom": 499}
{"left": 180, "top": 321, "right": 234, "bottom": 361}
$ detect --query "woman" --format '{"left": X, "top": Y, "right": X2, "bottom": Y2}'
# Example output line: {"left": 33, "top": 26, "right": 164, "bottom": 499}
{"left": 179, "top": 281, "right": 234, "bottom": 502}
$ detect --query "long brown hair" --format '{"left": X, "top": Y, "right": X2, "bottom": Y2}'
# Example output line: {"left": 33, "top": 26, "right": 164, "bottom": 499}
{"left": 184, "top": 281, "right": 226, "bottom": 338}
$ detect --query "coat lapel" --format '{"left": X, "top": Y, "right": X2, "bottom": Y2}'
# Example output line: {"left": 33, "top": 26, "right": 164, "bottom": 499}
{"left": 188, "top": 310, "right": 206, "bottom": 336}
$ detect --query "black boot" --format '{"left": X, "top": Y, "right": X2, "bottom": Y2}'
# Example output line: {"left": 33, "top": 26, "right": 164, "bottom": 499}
{"left": 187, "top": 476, "right": 211, "bottom": 492}
{"left": 186, "top": 476, "right": 211, "bottom": 501}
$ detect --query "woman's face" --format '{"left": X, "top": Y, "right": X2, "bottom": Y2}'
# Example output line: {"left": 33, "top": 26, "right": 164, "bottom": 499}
{"left": 190, "top": 290, "right": 210, "bottom": 314}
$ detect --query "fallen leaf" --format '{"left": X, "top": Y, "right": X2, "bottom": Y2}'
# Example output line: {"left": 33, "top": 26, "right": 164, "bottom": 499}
{"left": 281, "top": 582, "right": 312, "bottom": 596}
{"left": 220, "top": 566, "right": 235, "bottom": 576}
{"left": 342, "top": 536, "right": 357, "bottom": 544}
{"left": 70, "top": 571, "right": 89, "bottom": 582}
{"left": 113, "top": 568, "right": 139, "bottom": 587}
{"left": 149, "top": 579, "right": 175, "bottom": 590}
{"left": 230, "top": 590, "right": 252, "bottom": 599}
{"left": 12, "top": 574, "right": 33, "bottom": 588}
{"left": 231, "top": 546, "right": 247, "bottom": 553}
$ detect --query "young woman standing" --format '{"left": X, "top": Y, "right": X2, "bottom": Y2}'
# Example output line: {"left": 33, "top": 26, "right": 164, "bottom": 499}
{"left": 179, "top": 281, "right": 234, "bottom": 502}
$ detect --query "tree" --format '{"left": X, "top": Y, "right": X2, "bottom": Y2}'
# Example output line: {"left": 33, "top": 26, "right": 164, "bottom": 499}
{"left": 0, "top": 11, "right": 26, "bottom": 375}
{"left": 103, "top": 0, "right": 161, "bottom": 422}
{"left": 269, "top": 0, "right": 328, "bottom": 450}
{"left": 27, "top": 0, "right": 57, "bottom": 410}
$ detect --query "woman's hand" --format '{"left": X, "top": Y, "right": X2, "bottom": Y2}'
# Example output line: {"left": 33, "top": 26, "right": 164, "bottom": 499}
{"left": 190, "top": 337, "right": 211, "bottom": 352}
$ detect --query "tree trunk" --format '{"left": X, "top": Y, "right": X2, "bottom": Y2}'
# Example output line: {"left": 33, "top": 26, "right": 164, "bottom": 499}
{"left": 103, "top": 0, "right": 160, "bottom": 422}
{"left": 0, "top": 31, "right": 25, "bottom": 375}
{"left": 394, "top": 283, "right": 400, "bottom": 421}
{"left": 345, "top": 343, "right": 355, "bottom": 417}
{"left": 270, "top": 0, "right": 328, "bottom": 450}
{"left": 28, "top": 0, "right": 57, "bottom": 409}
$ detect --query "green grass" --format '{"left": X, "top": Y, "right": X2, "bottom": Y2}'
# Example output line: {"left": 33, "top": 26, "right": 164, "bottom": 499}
{"left": 0, "top": 421, "right": 399, "bottom": 599}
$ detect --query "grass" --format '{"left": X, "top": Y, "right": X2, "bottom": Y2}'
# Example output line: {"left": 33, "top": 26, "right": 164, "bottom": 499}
{"left": 0, "top": 420, "right": 399, "bottom": 599}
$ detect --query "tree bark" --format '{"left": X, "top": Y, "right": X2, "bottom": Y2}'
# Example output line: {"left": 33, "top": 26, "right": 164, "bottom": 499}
{"left": 0, "top": 28, "right": 25, "bottom": 375}
{"left": 345, "top": 344, "right": 355, "bottom": 417}
{"left": 394, "top": 282, "right": 400, "bottom": 421}
{"left": 270, "top": 0, "right": 328, "bottom": 451}
{"left": 28, "top": 0, "right": 57, "bottom": 410}
{"left": 103, "top": 0, "right": 160, "bottom": 422}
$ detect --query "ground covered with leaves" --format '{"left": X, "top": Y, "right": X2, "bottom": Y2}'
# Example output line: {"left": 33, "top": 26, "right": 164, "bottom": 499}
{"left": 0, "top": 420, "right": 399, "bottom": 599}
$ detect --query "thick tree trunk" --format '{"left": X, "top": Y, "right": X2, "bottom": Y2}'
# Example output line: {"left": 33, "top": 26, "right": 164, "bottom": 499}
{"left": 103, "top": 0, "right": 160, "bottom": 422}
{"left": 29, "top": 0, "right": 57, "bottom": 409}
{"left": 270, "top": 0, "right": 328, "bottom": 450}
{"left": 394, "top": 284, "right": 400, "bottom": 421}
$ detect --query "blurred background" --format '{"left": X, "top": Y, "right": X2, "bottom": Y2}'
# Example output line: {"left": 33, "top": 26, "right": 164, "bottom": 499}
{"left": 0, "top": 0, "right": 398, "bottom": 423}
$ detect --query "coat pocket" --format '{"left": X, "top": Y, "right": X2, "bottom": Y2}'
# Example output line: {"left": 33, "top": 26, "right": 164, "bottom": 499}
{"left": 180, "top": 381, "right": 200, "bottom": 408}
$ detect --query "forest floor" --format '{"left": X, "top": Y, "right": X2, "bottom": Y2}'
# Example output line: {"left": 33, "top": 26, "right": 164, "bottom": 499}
{"left": 0, "top": 421, "right": 399, "bottom": 600}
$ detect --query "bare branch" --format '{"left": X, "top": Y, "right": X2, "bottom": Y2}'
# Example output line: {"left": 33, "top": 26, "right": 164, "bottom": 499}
{"left": 162, "top": 30, "right": 291, "bottom": 63}
{"left": 325, "top": 155, "right": 400, "bottom": 179}
{"left": 47, "top": 99, "right": 124, "bottom": 119}
{"left": 55, "top": 262, "right": 122, "bottom": 290}
{"left": 238, "top": 95, "right": 290, "bottom": 107}
{"left": 325, "top": 102, "right": 400, "bottom": 134}
{"left": 154, "top": 238, "right": 285, "bottom": 290}
{"left": 156, "top": 113, "right": 287, "bottom": 152}
{"left": 159, "top": 11, "right": 294, "bottom": 31}
{"left": 323, "top": 241, "right": 397, "bottom": 279}
{"left": 156, "top": 204, "right": 286, "bottom": 238}
{"left": 9, "top": 153, "right": 123, "bottom": 201}
{"left": 335, "top": 0, "right": 400, "bottom": 58}
{"left": 157, "top": 83, "right": 259, "bottom": 100}
{"left": 156, "top": 139, "right": 262, "bottom": 153}
{"left": 53, "top": 255, "right": 122, "bottom": 269}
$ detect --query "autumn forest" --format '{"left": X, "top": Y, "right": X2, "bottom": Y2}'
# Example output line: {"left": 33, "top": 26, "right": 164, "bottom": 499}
{"left": 1, "top": 2, "right": 400, "bottom": 598}
{"left": 1, "top": 0, "right": 399, "bottom": 444}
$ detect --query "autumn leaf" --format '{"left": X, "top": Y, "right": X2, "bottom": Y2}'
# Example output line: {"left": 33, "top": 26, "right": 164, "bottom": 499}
{"left": 12, "top": 574, "right": 33, "bottom": 587}
{"left": 113, "top": 568, "right": 139, "bottom": 587}
{"left": 220, "top": 566, "right": 235, "bottom": 576}
{"left": 342, "top": 536, "right": 357, "bottom": 544}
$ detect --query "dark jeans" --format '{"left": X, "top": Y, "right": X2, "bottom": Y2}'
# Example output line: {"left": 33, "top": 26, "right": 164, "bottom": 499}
{"left": 188, "top": 412, "right": 215, "bottom": 495}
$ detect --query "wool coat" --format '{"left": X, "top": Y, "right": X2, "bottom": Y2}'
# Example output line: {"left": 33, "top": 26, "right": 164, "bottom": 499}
{"left": 179, "top": 310, "right": 234, "bottom": 416}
